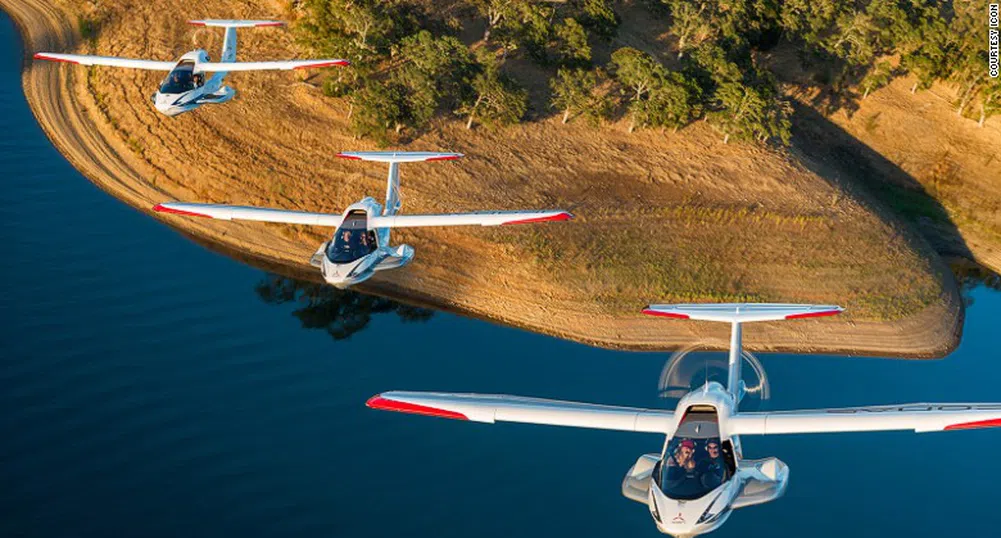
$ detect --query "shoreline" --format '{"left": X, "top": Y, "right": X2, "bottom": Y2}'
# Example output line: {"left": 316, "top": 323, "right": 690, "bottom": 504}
{"left": 1, "top": 0, "right": 965, "bottom": 358}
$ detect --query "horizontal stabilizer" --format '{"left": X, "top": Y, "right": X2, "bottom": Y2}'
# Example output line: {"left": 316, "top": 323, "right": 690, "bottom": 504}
{"left": 729, "top": 404, "right": 1001, "bottom": 435}
{"left": 188, "top": 19, "right": 284, "bottom": 28}
{"left": 337, "top": 151, "right": 463, "bottom": 163}
{"left": 33, "top": 53, "right": 174, "bottom": 71}
{"left": 642, "top": 303, "right": 843, "bottom": 323}
{"left": 199, "top": 59, "right": 349, "bottom": 72}
{"left": 153, "top": 202, "right": 343, "bottom": 227}
{"left": 368, "top": 391, "right": 675, "bottom": 434}
{"left": 369, "top": 210, "right": 572, "bottom": 228}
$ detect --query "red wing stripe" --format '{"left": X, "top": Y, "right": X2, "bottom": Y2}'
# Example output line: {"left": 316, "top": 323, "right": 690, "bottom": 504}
{"left": 186, "top": 21, "right": 207, "bottom": 26}
{"left": 944, "top": 418, "right": 1001, "bottom": 431}
{"left": 335, "top": 153, "right": 362, "bottom": 160}
{"left": 366, "top": 396, "right": 468, "bottom": 420}
{"left": 153, "top": 204, "right": 211, "bottom": 218}
{"left": 255, "top": 22, "right": 285, "bottom": 27}
{"left": 293, "top": 60, "right": 349, "bottom": 69}
{"left": 785, "top": 310, "right": 841, "bottom": 320}
{"left": 34, "top": 53, "right": 79, "bottom": 64}
{"left": 501, "top": 212, "right": 573, "bottom": 225}
{"left": 641, "top": 308, "right": 690, "bottom": 319}
{"left": 425, "top": 155, "right": 461, "bottom": 161}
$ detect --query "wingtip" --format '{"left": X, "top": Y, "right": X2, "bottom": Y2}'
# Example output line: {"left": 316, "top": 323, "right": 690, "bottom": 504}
{"left": 365, "top": 394, "right": 468, "bottom": 420}
{"left": 425, "top": 153, "right": 463, "bottom": 161}
{"left": 641, "top": 307, "right": 691, "bottom": 319}
{"left": 784, "top": 307, "right": 844, "bottom": 320}
{"left": 292, "top": 59, "right": 350, "bottom": 69}
{"left": 500, "top": 211, "right": 574, "bottom": 226}
{"left": 33, "top": 53, "right": 76, "bottom": 64}
{"left": 153, "top": 203, "right": 211, "bottom": 218}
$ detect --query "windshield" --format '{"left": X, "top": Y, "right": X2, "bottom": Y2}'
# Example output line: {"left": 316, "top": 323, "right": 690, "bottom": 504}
{"left": 159, "top": 62, "right": 202, "bottom": 94}
{"left": 655, "top": 437, "right": 731, "bottom": 500}
{"left": 327, "top": 212, "right": 376, "bottom": 263}
{"left": 654, "top": 408, "right": 733, "bottom": 501}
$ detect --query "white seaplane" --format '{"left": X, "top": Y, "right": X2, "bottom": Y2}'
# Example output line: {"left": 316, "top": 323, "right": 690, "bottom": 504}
{"left": 34, "top": 19, "right": 347, "bottom": 116}
{"left": 153, "top": 152, "right": 572, "bottom": 288}
{"left": 367, "top": 303, "right": 1001, "bottom": 537}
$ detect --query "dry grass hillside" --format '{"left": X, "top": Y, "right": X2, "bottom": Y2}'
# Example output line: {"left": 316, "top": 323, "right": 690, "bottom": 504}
{"left": 3, "top": 0, "right": 971, "bottom": 356}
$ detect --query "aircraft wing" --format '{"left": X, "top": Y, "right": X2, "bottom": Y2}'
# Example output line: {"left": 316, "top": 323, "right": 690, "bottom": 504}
{"left": 153, "top": 202, "right": 343, "bottom": 227}
{"left": 33, "top": 53, "right": 175, "bottom": 71}
{"left": 729, "top": 404, "right": 1001, "bottom": 435}
{"left": 368, "top": 391, "right": 675, "bottom": 434}
{"left": 368, "top": 210, "right": 573, "bottom": 228}
{"left": 199, "top": 60, "right": 349, "bottom": 72}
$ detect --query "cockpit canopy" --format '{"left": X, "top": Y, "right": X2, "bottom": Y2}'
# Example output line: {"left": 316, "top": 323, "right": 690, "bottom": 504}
{"left": 159, "top": 60, "right": 204, "bottom": 94}
{"left": 327, "top": 210, "right": 377, "bottom": 264}
{"left": 654, "top": 408, "right": 735, "bottom": 501}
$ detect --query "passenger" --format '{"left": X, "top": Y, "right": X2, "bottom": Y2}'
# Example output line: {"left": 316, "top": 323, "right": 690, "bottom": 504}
{"left": 698, "top": 439, "right": 726, "bottom": 488}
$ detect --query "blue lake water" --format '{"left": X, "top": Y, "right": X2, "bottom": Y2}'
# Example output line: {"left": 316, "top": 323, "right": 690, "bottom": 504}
{"left": 1, "top": 11, "right": 999, "bottom": 538}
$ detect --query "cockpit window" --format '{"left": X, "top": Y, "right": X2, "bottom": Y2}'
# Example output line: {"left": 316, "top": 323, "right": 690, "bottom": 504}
{"left": 327, "top": 211, "right": 376, "bottom": 263}
{"left": 159, "top": 61, "right": 203, "bottom": 94}
{"left": 654, "top": 408, "right": 734, "bottom": 501}
{"left": 655, "top": 437, "right": 732, "bottom": 500}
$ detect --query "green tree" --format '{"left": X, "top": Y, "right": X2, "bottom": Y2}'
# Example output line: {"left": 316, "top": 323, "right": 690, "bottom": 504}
{"left": 472, "top": 0, "right": 518, "bottom": 42}
{"left": 391, "top": 31, "right": 477, "bottom": 131}
{"left": 977, "top": 80, "right": 1001, "bottom": 128}
{"left": 554, "top": 18, "right": 591, "bottom": 65}
{"left": 708, "top": 81, "right": 790, "bottom": 145}
{"left": 610, "top": 47, "right": 666, "bottom": 101}
{"left": 665, "top": 0, "right": 712, "bottom": 59}
{"left": 611, "top": 47, "right": 668, "bottom": 131}
{"left": 573, "top": 0, "right": 619, "bottom": 39}
{"left": 649, "top": 72, "right": 701, "bottom": 132}
{"left": 550, "top": 67, "right": 609, "bottom": 124}
{"left": 297, "top": 0, "right": 394, "bottom": 64}
{"left": 349, "top": 80, "right": 405, "bottom": 146}
{"left": 859, "top": 60, "right": 893, "bottom": 99}
{"left": 458, "top": 59, "right": 528, "bottom": 129}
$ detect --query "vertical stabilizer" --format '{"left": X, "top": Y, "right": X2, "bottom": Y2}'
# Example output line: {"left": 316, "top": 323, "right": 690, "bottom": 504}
{"left": 642, "top": 303, "right": 843, "bottom": 402}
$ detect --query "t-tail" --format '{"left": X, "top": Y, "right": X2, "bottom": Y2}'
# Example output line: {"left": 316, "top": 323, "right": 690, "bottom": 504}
{"left": 188, "top": 19, "right": 283, "bottom": 71}
{"left": 642, "top": 304, "right": 843, "bottom": 403}
{"left": 336, "top": 151, "right": 463, "bottom": 217}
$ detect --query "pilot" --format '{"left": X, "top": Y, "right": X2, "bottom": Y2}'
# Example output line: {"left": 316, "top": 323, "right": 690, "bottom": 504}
{"left": 664, "top": 439, "right": 698, "bottom": 485}
{"left": 698, "top": 439, "right": 726, "bottom": 488}
{"left": 193, "top": 72, "right": 204, "bottom": 87}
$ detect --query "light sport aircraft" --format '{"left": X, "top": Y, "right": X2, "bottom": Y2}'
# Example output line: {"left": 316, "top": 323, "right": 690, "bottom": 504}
{"left": 153, "top": 152, "right": 573, "bottom": 288}
{"left": 34, "top": 19, "right": 347, "bottom": 116}
{"left": 367, "top": 303, "right": 1001, "bottom": 537}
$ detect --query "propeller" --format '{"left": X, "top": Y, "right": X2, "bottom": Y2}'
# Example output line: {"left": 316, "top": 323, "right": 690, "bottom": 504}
{"left": 657, "top": 340, "right": 771, "bottom": 411}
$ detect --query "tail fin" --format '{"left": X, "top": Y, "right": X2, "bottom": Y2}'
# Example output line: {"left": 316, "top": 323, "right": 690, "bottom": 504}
{"left": 641, "top": 303, "right": 843, "bottom": 323}
{"left": 643, "top": 303, "right": 843, "bottom": 402}
{"left": 187, "top": 19, "right": 283, "bottom": 28}
{"left": 337, "top": 151, "right": 463, "bottom": 216}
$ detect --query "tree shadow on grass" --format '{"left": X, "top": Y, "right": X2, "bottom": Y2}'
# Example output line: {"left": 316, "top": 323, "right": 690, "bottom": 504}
{"left": 789, "top": 101, "right": 973, "bottom": 264}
